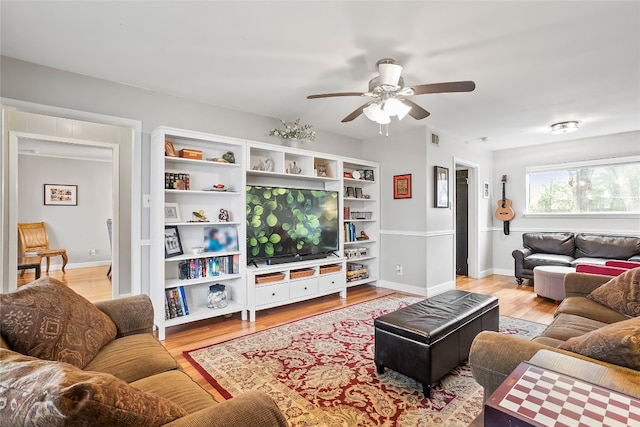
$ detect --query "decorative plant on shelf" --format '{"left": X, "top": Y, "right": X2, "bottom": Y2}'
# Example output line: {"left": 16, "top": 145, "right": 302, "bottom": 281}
{"left": 269, "top": 118, "right": 316, "bottom": 142}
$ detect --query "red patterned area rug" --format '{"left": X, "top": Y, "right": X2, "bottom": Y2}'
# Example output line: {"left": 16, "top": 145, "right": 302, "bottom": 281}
{"left": 184, "top": 294, "right": 547, "bottom": 426}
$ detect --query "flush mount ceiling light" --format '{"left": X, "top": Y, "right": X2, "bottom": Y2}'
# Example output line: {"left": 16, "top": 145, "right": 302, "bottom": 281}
{"left": 550, "top": 121, "right": 579, "bottom": 134}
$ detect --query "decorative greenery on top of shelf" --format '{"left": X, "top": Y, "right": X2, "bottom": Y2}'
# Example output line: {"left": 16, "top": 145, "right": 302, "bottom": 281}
{"left": 269, "top": 118, "right": 316, "bottom": 142}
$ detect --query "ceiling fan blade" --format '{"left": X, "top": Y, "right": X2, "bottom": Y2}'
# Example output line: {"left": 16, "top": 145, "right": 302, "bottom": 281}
{"left": 341, "top": 103, "right": 369, "bottom": 122}
{"left": 410, "top": 81, "right": 476, "bottom": 95}
{"left": 402, "top": 99, "right": 431, "bottom": 120}
{"left": 307, "top": 92, "right": 364, "bottom": 99}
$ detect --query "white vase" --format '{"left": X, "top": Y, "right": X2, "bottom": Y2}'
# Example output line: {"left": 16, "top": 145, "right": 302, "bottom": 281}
{"left": 282, "top": 138, "right": 300, "bottom": 148}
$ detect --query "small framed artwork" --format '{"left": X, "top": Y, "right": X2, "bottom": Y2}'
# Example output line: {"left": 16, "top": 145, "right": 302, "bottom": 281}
{"left": 164, "top": 225, "right": 183, "bottom": 258}
{"left": 44, "top": 184, "right": 77, "bottom": 206}
{"left": 483, "top": 182, "right": 490, "bottom": 199}
{"left": 165, "top": 140, "right": 177, "bottom": 157}
{"left": 203, "top": 225, "right": 239, "bottom": 253}
{"left": 354, "top": 187, "right": 363, "bottom": 199}
{"left": 345, "top": 187, "right": 356, "bottom": 198}
{"left": 317, "top": 164, "right": 328, "bottom": 177}
{"left": 164, "top": 203, "right": 181, "bottom": 223}
{"left": 393, "top": 174, "right": 412, "bottom": 199}
{"left": 434, "top": 166, "right": 449, "bottom": 208}
{"left": 363, "top": 169, "right": 375, "bottom": 181}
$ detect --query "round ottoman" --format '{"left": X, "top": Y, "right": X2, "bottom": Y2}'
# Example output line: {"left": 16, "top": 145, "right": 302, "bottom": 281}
{"left": 533, "top": 266, "right": 576, "bottom": 303}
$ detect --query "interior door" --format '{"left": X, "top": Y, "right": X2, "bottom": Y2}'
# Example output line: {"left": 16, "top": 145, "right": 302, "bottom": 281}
{"left": 455, "top": 169, "right": 469, "bottom": 276}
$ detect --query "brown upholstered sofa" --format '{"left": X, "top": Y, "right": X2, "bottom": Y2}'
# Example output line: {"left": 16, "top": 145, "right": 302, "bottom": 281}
{"left": 469, "top": 271, "right": 640, "bottom": 401}
{"left": 0, "top": 277, "right": 288, "bottom": 427}
{"left": 512, "top": 232, "right": 640, "bottom": 285}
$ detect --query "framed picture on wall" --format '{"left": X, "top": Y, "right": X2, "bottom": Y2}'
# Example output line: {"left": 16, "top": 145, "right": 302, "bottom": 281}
{"left": 483, "top": 181, "right": 490, "bottom": 199}
{"left": 434, "top": 166, "right": 449, "bottom": 208}
{"left": 393, "top": 174, "right": 412, "bottom": 199}
{"left": 44, "top": 184, "right": 77, "bottom": 206}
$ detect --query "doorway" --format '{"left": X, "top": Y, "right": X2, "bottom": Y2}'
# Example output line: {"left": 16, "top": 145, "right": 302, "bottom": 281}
{"left": 8, "top": 132, "right": 119, "bottom": 298}
{"left": 453, "top": 158, "right": 479, "bottom": 279}
{"left": 455, "top": 169, "right": 469, "bottom": 276}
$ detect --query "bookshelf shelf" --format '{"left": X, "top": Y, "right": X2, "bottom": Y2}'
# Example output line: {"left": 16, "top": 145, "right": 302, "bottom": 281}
{"left": 164, "top": 251, "right": 240, "bottom": 263}
{"left": 165, "top": 274, "right": 242, "bottom": 288}
{"left": 164, "top": 301, "right": 244, "bottom": 327}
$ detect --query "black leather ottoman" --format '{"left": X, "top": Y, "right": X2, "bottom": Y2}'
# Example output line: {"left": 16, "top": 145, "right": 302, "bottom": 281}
{"left": 374, "top": 290, "right": 499, "bottom": 397}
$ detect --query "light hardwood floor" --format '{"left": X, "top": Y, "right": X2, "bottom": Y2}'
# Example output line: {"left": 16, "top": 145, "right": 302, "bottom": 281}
{"left": 17, "top": 269, "right": 557, "bottom": 400}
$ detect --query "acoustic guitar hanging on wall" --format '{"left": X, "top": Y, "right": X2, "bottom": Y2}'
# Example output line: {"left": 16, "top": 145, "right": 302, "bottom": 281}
{"left": 494, "top": 175, "right": 515, "bottom": 235}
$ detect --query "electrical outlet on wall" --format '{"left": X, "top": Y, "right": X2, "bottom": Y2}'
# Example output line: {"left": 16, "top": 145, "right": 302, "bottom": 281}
{"left": 396, "top": 264, "right": 403, "bottom": 275}
{"left": 89, "top": 249, "right": 96, "bottom": 256}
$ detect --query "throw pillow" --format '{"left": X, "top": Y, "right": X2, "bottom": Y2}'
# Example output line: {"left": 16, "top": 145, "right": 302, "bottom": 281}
{"left": 587, "top": 267, "right": 640, "bottom": 317}
{"left": 557, "top": 318, "right": 640, "bottom": 370}
{"left": 0, "top": 349, "right": 188, "bottom": 426}
{"left": 1, "top": 277, "right": 117, "bottom": 368}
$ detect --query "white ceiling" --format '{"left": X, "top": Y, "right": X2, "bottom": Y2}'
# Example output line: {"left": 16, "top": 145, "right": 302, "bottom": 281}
{"left": 2, "top": 1, "right": 639, "bottom": 151}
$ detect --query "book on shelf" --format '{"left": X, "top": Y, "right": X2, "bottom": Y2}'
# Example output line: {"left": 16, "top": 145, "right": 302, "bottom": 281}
{"left": 165, "top": 286, "right": 189, "bottom": 319}
{"left": 178, "top": 255, "right": 239, "bottom": 280}
{"left": 178, "top": 286, "right": 190, "bottom": 315}
{"left": 165, "top": 172, "right": 191, "bottom": 190}
{"left": 344, "top": 222, "right": 357, "bottom": 242}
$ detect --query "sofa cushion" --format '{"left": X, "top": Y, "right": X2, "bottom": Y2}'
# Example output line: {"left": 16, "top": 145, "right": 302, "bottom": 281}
{"left": 84, "top": 334, "right": 179, "bottom": 383}
{"left": 524, "top": 253, "right": 574, "bottom": 269}
{"left": 575, "top": 234, "right": 640, "bottom": 260}
{"left": 570, "top": 257, "right": 609, "bottom": 267}
{"left": 541, "top": 313, "right": 609, "bottom": 342}
{"left": 0, "top": 349, "right": 187, "bottom": 426}
{"left": 557, "top": 318, "right": 640, "bottom": 370}
{"left": 587, "top": 267, "right": 640, "bottom": 317}
{"left": 523, "top": 232, "right": 575, "bottom": 256}
{"left": 0, "top": 277, "right": 117, "bottom": 369}
{"left": 556, "top": 297, "right": 629, "bottom": 325}
{"left": 131, "top": 370, "right": 217, "bottom": 414}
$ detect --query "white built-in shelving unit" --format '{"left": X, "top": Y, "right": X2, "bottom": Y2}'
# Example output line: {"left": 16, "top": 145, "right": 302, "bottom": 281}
{"left": 151, "top": 127, "right": 246, "bottom": 340}
{"left": 151, "top": 129, "right": 380, "bottom": 333}
{"left": 342, "top": 159, "right": 380, "bottom": 287}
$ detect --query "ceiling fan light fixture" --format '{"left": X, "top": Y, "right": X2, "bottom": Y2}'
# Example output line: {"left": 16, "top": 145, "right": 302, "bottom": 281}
{"left": 383, "top": 98, "right": 412, "bottom": 120}
{"left": 363, "top": 102, "right": 390, "bottom": 124}
{"left": 550, "top": 121, "right": 579, "bottom": 134}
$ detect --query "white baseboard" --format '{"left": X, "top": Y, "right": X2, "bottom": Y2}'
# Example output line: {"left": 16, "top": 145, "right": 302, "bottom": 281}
{"left": 492, "top": 268, "right": 514, "bottom": 277}
{"left": 44, "top": 260, "right": 111, "bottom": 271}
{"left": 379, "top": 280, "right": 427, "bottom": 296}
{"left": 379, "top": 279, "right": 456, "bottom": 297}
{"left": 427, "top": 280, "right": 456, "bottom": 296}
{"left": 479, "top": 269, "right": 494, "bottom": 278}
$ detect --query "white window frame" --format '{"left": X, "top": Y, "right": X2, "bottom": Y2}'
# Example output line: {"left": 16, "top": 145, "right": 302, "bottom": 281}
{"left": 525, "top": 155, "right": 640, "bottom": 217}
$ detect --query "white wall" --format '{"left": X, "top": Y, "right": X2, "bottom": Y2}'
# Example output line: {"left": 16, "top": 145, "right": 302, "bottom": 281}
{"left": 1, "top": 56, "right": 364, "bottom": 296}
{"left": 363, "top": 125, "right": 494, "bottom": 295}
{"left": 18, "top": 155, "right": 112, "bottom": 267}
{"left": 491, "top": 130, "right": 640, "bottom": 275}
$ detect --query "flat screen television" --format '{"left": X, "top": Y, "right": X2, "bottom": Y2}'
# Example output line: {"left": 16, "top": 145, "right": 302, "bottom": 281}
{"left": 246, "top": 186, "right": 339, "bottom": 262}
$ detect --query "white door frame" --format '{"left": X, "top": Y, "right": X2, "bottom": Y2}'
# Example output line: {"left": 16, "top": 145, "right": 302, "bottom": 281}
{"left": 453, "top": 157, "right": 480, "bottom": 279}
{"left": 1, "top": 98, "right": 142, "bottom": 296}
{"left": 8, "top": 132, "right": 120, "bottom": 294}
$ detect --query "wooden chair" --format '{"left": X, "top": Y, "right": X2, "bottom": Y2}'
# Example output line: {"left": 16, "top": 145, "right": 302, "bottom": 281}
{"left": 17, "top": 222, "right": 68, "bottom": 273}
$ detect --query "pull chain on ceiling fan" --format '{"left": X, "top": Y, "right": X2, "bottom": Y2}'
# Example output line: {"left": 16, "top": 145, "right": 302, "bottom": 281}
{"left": 307, "top": 58, "right": 476, "bottom": 134}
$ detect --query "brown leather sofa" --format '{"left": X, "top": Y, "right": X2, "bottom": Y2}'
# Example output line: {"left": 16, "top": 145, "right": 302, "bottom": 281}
{"left": 0, "top": 277, "right": 288, "bottom": 427}
{"left": 512, "top": 232, "right": 640, "bottom": 285}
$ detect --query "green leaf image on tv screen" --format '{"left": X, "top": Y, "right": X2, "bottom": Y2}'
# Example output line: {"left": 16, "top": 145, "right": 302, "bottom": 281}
{"left": 246, "top": 186, "right": 338, "bottom": 260}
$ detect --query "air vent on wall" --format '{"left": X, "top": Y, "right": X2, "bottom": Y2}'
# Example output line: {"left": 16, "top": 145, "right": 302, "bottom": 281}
{"left": 431, "top": 133, "right": 440, "bottom": 146}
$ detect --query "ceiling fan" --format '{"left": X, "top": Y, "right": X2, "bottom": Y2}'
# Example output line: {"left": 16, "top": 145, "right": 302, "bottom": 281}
{"left": 307, "top": 58, "right": 475, "bottom": 129}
